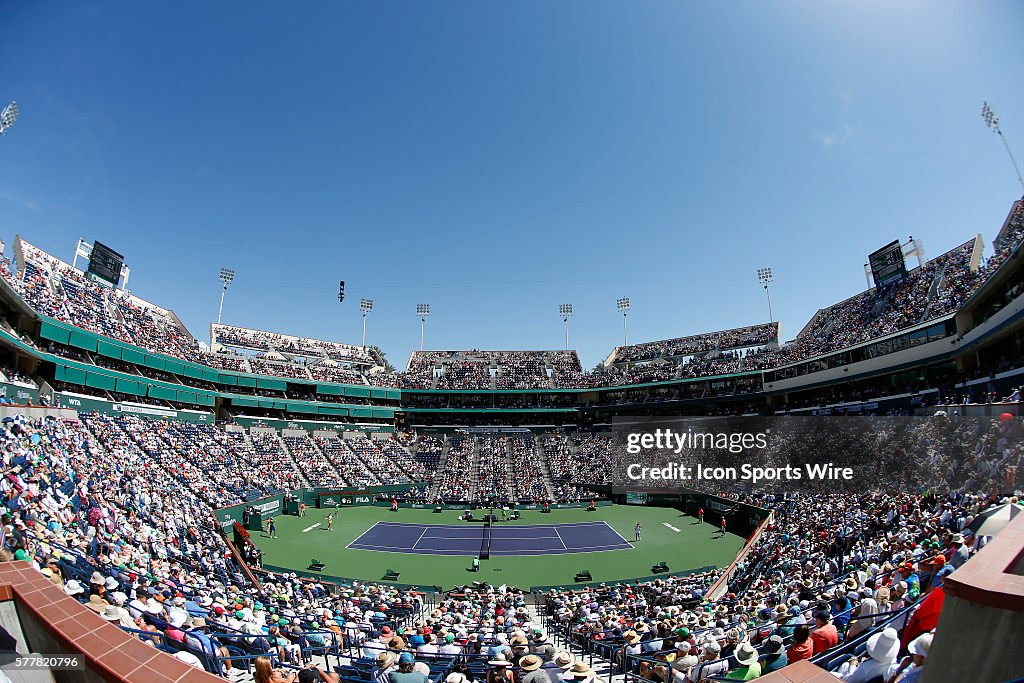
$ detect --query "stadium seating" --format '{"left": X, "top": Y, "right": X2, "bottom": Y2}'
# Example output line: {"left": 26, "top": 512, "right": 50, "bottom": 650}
{"left": 3, "top": 216, "right": 1019, "bottom": 391}
{"left": 315, "top": 434, "right": 381, "bottom": 487}
{"left": 212, "top": 323, "right": 381, "bottom": 366}
{"left": 0, "top": 406, "right": 1012, "bottom": 682}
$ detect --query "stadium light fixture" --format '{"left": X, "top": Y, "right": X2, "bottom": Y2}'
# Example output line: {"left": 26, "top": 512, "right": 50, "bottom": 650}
{"left": 0, "top": 101, "right": 18, "bottom": 136}
{"left": 417, "top": 304, "right": 431, "bottom": 351}
{"left": 338, "top": 280, "right": 346, "bottom": 303}
{"left": 360, "top": 298, "right": 374, "bottom": 348}
{"left": 560, "top": 303, "right": 573, "bottom": 350}
{"left": 981, "top": 101, "right": 1024, "bottom": 193}
{"left": 616, "top": 297, "right": 630, "bottom": 347}
{"left": 217, "top": 268, "right": 235, "bottom": 324}
{"left": 757, "top": 267, "right": 774, "bottom": 323}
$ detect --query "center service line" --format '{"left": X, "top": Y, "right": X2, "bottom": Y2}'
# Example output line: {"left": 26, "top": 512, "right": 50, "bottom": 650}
{"left": 662, "top": 522, "right": 680, "bottom": 532}
{"left": 302, "top": 523, "right": 322, "bottom": 533}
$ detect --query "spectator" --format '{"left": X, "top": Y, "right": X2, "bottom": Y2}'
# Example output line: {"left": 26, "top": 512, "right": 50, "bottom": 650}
{"left": 255, "top": 656, "right": 297, "bottom": 683}
{"left": 837, "top": 628, "right": 900, "bottom": 683}
{"left": 389, "top": 652, "right": 427, "bottom": 683}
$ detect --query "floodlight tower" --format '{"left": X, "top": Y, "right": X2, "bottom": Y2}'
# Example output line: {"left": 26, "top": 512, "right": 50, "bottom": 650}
{"left": 757, "top": 267, "right": 774, "bottom": 323}
{"left": 559, "top": 303, "right": 573, "bottom": 350}
{"left": 217, "top": 268, "right": 235, "bottom": 324}
{"left": 981, "top": 102, "right": 1024, "bottom": 193}
{"left": 416, "top": 304, "right": 430, "bottom": 351}
{"left": 616, "top": 297, "right": 630, "bottom": 347}
{"left": 360, "top": 298, "right": 374, "bottom": 349}
{"left": 0, "top": 102, "right": 18, "bottom": 136}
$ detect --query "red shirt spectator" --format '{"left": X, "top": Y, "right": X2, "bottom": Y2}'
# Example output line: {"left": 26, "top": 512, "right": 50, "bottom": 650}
{"left": 810, "top": 612, "right": 838, "bottom": 654}
{"left": 787, "top": 624, "right": 814, "bottom": 662}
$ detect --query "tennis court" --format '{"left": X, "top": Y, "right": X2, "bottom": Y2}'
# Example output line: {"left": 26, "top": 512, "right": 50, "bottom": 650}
{"left": 347, "top": 520, "right": 632, "bottom": 555}
{"left": 253, "top": 506, "right": 744, "bottom": 587}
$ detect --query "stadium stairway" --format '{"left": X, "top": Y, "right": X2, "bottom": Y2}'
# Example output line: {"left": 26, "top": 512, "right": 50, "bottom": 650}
{"left": 274, "top": 429, "right": 312, "bottom": 488}
{"left": 425, "top": 435, "right": 451, "bottom": 501}
{"left": 535, "top": 602, "right": 620, "bottom": 683}
{"left": 534, "top": 440, "right": 557, "bottom": 501}
{"left": 322, "top": 435, "right": 380, "bottom": 488}
{"left": 919, "top": 263, "right": 947, "bottom": 323}
{"left": 499, "top": 438, "right": 515, "bottom": 501}
{"left": 469, "top": 437, "right": 482, "bottom": 502}
{"left": 308, "top": 431, "right": 345, "bottom": 481}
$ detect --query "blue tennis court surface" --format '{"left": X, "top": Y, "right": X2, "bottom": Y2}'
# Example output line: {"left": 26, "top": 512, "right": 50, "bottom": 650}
{"left": 347, "top": 521, "right": 633, "bottom": 556}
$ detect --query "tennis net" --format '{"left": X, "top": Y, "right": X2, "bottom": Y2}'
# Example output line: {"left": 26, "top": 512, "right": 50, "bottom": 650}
{"left": 480, "top": 519, "right": 492, "bottom": 560}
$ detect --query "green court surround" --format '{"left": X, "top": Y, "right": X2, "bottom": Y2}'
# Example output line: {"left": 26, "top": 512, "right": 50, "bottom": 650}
{"left": 251, "top": 504, "right": 745, "bottom": 590}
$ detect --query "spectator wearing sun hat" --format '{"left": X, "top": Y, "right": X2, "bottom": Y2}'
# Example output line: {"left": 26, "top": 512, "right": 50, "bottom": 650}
{"left": 760, "top": 635, "right": 787, "bottom": 674}
{"left": 724, "top": 640, "right": 761, "bottom": 680}
{"left": 99, "top": 604, "right": 135, "bottom": 629}
{"left": 620, "top": 629, "right": 642, "bottom": 665}
{"left": 509, "top": 634, "right": 530, "bottom": 664}
{"left": 552, "top": 651, "right": 575, "bottom": 682}
{"left": 687, "top": 639, "right": 727, "bottom": 682}
{"left": 837, "top": 627, "right": 899, "bottom": 683}
{"left": 519, "top": 654, "right": 547, "bottom": 683}
{"left": 529, "top": 630, "right": 549, "bottom": 654}
{"left": 373, "top": 651, "right": 398, "bottom": 683}
{"left": 486, "top": 653, "right": 514, "bottom": 683}
{"left": 164, "top": 610, "right": 189, "bottom": 643}
{"left": 566, "top": 662, "right": 595, "bottom": 683}
{"left": 947, "top": 533, "right": 970, "bottom": 568}
{"left": 891, "top": 632, "right": 932, "bottom": 683}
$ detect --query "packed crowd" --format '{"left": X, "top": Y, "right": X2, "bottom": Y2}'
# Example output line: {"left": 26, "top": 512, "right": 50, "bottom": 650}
{"left": 4, "top": 242, "right": 199, "bottom": 361}
{"left": 0, "top": 405, "right": 424, "bottom": 672}
{"left": 346, "top": 437, "right": 426, "bottom": 486}
{"left": 316, "top": 435, "right": 382, "bottom": 488}
{"left": 0, "top": 407, "right": 1015, "bottom": 681}
{"left": 431, "top": 435, "right": 474, "bottom": 502}
{"left": 308, "top": 364, "right": 370, "bottom": 385}
{"left": 404, "top": 351, "right": 588, "bottom": 391}
{"left": 548, "top": 489, "right": 997, "bottom": 682}
{"left": 507, "top": 437, "right": 550, "bottom": 501}
{"left": 0, "top": 361, "right": 36, "bottom": 387}
{"left": 474, "top": 437, "right": 514, "bottom": 502}
{"left": 213, "top": 324, "right": 380, "bottom": 366}
{"left": 614, "top": 323, "right": 780, "bottom": 364}
{"left": 283, "top": 434, "right": 339, "bottom": 488}
{"left": 248, "top": 356, "right": 314, "bottom": 381}
{"left": 10, "top": 199, "right": 1024, "bottom": 395}
{"left": 542, "top": 434, "right": 612, "bottom": 502}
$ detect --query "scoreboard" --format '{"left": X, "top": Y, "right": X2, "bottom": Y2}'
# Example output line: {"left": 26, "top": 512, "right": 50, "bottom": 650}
{"left": 868, "top": 240, "right": 907, "bottom": 288}
{"left": 87, "top": 241, "right": 124, "bottom": 287}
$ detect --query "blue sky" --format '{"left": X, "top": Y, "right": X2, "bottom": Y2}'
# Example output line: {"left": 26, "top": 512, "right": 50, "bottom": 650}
{"left": 2, "top": 1, "right": 1023, "bottom": 369}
